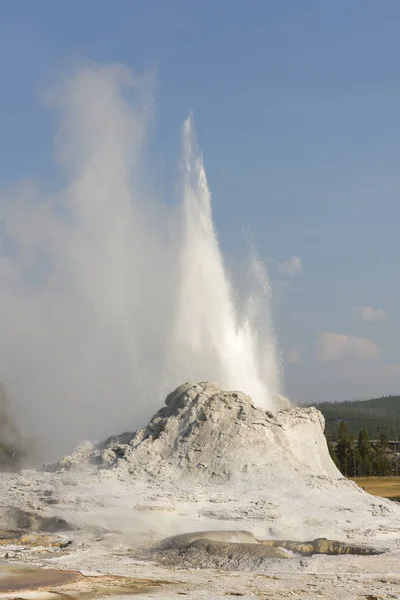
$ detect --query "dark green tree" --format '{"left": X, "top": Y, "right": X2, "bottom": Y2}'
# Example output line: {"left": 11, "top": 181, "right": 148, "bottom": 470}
{"left": 357, "top": 428, "right": 373, "bottom": 475}
{"left": 373, "top": 431, "right": 392, "bottom": 476}
{"left": 336, "top": 422, "right": 351, "bottom": 475}
{"left": 326, "top": 434, "right": 339, "bottom": 468}
{"left": 0, "top": 383, "right": 25, "bottom": 470}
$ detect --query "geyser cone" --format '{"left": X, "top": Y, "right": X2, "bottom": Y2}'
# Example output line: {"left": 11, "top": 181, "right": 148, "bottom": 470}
{"left": 47, "top": 382, "right": 339, "bottom": 484}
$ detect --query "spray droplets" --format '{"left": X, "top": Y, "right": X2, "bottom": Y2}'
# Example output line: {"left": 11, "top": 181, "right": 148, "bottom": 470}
{"left": 0, "top": 64, "right": 281, "bottom": 460}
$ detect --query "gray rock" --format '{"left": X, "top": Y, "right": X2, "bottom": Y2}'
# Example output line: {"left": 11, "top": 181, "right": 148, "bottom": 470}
{"left": 44, "top": 381, "right": 339, "bottom": 486}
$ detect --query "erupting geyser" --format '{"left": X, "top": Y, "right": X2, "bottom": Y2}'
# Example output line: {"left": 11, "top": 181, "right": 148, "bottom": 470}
{"left": 0, "top": 64, "right": 280, "bottom": 457}
{"left": 169, "top": 118, "right": 280, "bottom": 408}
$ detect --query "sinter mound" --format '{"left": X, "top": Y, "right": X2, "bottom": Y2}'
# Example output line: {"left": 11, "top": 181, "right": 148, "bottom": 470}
{"left": 154, "top": 532, "right": 383, "bottom": 572}
{"left": 46, "top": 381, "right": 340, "bottom": 484}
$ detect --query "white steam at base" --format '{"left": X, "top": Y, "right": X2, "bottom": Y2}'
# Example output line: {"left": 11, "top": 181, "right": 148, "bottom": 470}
{"left": 0, "top": 64, "right": 281, "bottom": 457}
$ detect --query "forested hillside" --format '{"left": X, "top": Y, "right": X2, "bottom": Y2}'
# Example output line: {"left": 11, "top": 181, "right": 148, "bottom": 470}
{"left": 314, "top": 396, "right": 400, "bottom": 439}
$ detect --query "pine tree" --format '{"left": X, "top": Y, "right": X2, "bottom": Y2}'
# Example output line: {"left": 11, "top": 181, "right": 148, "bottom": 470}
{"left": 346, "top": 440, "right": 357, "bottom": 477}
{"left": 336, "top": 421, "right": 350, "bottom": 475}
{"left": 326, "top": 434, "right": 339, "bottom": 468}
{"left": 357, "top": 428, "right": 373, "bottom": 475}
{"left": 0, "top": 383, "right": 24, "bottom": 470}
{"left": 374, "top": 431, "right": 392, "bottom": 476}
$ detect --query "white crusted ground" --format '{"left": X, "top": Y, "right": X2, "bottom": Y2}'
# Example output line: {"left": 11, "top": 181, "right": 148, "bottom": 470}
{"left": 1, "top": 382, "right": 400, "bottom": 599}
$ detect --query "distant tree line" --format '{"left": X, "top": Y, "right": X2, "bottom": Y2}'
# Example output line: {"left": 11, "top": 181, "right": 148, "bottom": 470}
{"left": 315, "top": 395, "right": 400, "bottom": 440}
{"left": 326, "top": 421, "right": 396, "bottom": 477}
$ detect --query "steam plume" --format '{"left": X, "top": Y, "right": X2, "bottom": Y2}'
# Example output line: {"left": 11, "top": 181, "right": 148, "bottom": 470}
{"left": 0, "top": 64, "right": 281, "bottom": 459}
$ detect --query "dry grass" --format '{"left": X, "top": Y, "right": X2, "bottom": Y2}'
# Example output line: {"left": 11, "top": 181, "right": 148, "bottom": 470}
{"left": 351, "top": 476, "right": 400, "bottom": 499}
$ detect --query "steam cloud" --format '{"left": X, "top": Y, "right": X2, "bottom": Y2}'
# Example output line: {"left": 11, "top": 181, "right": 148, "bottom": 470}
{"left": 0, "top": 64, "right": 280, "bottom": 460}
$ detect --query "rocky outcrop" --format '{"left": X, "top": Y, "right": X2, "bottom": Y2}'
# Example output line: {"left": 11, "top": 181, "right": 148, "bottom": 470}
{"left": 159, "top": 530, "right": 383, "bottom": 556}
{"left": 154, "top": 531, "right": 383, "bottom": 571}
{"left": 45, "top": 381, "right": 340, "bottom": 484}
{"left": 1, "top": 507, "right": 72, "bottom": 533}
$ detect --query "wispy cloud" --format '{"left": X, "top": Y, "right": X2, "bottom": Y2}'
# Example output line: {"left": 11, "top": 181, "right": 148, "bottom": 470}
{"left": 287, "top": 348, "right": 302, "bottom": 364}
{"left": 354, "top": 305, "right": 387, "bottom": 322}
{"left": 278, "top": 255, "right": 303, "bottom": 276}
{"left": 317, "top": 332, "right": 380, "bottom": 362}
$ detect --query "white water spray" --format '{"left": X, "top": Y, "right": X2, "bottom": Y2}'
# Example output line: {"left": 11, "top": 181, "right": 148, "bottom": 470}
{"left": 0, "top": 64, "right": 280, "bottom": 458}
{"left": 168, "top": 118, "right": 279, "bottom": 404}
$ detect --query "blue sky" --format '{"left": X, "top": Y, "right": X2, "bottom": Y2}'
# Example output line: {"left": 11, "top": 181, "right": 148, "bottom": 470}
{"left": 1, "top": 0, "right": 400, "bottom": 405}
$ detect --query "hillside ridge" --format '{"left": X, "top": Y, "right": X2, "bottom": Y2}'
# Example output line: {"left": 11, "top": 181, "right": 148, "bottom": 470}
{"left": 313, "top": 395, "right": 400, "bottom": 438}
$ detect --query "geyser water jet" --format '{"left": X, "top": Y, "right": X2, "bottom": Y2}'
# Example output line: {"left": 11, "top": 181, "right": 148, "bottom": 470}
{"left": 0, "top": 64, "right": 280, "bottom": 458}
{"left": 168, "top": 118, "right": 280, "bottom": 405}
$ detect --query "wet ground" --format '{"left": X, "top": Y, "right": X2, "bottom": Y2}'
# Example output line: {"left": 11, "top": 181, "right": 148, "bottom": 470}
{"left": 0, "top": 563, "right": 81, "bottom": 593}
{"left": 1, "top": 469, "right": 400, "bottom": 599}
{"left": 0, "top": 563, "right": 167, "bottom": 599}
